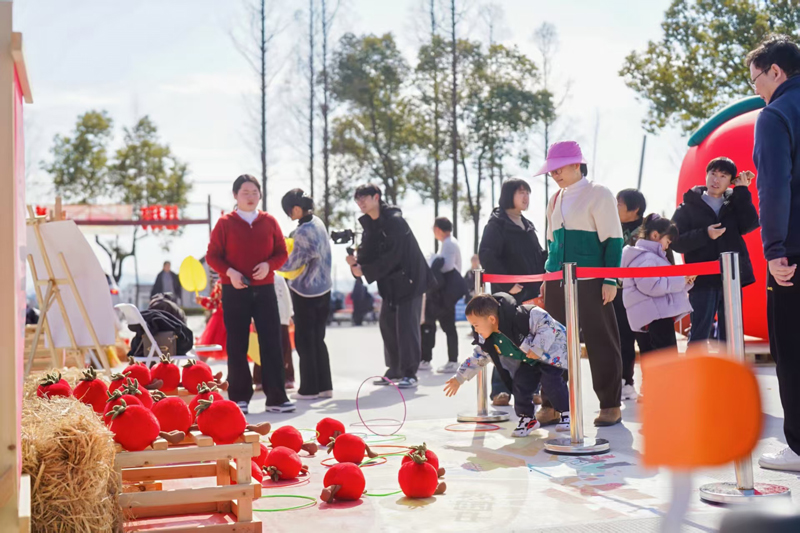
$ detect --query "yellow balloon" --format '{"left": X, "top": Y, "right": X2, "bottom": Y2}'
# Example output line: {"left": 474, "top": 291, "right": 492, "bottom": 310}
{"left": 285, "top": 237, "right": 294, "bottom": 255}
{"left": 248, "top": 331, "right": 261, "bottom": 365}
{"left": 179, "top": 256, "right": 208, "bottom": 293}
{"left": 276, "top": 265, "right": 306, "bottom": 280}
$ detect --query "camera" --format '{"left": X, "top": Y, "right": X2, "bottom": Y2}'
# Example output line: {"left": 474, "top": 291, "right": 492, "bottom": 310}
{"left": 330, "top": 228, "right": 360, "bottom": 256}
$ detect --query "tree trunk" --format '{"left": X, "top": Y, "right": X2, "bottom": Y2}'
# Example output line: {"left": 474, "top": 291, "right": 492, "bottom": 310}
{"left": 431, "top": 0, "right": 440, "bottom": 252}
{"left": 321, "top": 0, "right": 332, "bottom": 228}
{"left": 308, "top": 0, "right": 315, "bottom": 197}
{"left": 474, "top": 155, "right": 482, "bottom": 254}
{"left": 260, "top": 0, "right": 268, "bottom": 211}
{"left": 450, "top": 0, "right": 458, "bottom": 238}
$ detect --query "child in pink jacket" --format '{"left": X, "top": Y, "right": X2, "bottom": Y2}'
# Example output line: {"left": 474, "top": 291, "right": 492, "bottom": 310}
{"left": 620, "top": 214, "right": 693, "bottom": 353}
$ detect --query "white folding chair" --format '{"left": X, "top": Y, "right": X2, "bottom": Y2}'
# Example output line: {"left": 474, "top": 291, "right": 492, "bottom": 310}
{"left": 115, "top": 303, "right": 196, "bottom": 366}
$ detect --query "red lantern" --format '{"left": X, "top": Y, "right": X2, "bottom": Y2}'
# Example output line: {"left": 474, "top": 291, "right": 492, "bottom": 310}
{"left": 35, "top": 205, "right": 47, "bottom": 217}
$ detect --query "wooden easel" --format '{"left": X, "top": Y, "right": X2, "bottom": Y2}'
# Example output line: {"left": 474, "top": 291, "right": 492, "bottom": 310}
{"left": 25, "top": 201, "right": 111, "bottom": 376}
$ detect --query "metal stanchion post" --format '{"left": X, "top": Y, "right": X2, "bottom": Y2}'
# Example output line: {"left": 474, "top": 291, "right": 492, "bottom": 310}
{"left": 545, "top": 263, "right": 610, "bottom": 454}
{"left": 457, "top": 268, "right": 510, "bottom": 423}
{"left": 699, "top": 253, "right": 790, "bottom": 503}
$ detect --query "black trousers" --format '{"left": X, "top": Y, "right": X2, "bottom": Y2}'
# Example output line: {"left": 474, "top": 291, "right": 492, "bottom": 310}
{"left": 643, "top": 317, "right": 677, "bottom": 351}
{"left": 292, "top": 291, "right": 332, "bottom": 395}
{"left": 613, "top": 292, "right": 652, "bottom": 386}
{"left": 545, "top": 279, "right": 622, "bottom": 409}
{"left": 421, "top": 301, "right": 458, "bottom": 363}
{"left": 768, "top": 258, "right": 800, "bottom": 454}
{"left": 379, "top": 294, "right": 423, "bottom": 379}
{"left": 513, "top": 363, "right": 570, "bottom": 418}
{"left": 222, "top": 284, "right": 288, "bottom": 406}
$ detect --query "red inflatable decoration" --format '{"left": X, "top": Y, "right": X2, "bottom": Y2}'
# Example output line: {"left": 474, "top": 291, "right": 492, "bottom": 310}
{"left": 677, "top": 96, "right": 767, "bottom": 340}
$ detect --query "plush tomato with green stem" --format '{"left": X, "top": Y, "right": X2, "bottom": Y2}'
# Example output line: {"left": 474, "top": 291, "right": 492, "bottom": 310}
{"left": 73, "top": 367, "right": 108, "bottom": 413}
{"left": 151, "top": 391, "right": 193, "bottom": 434}
{"left": 106, "top": 399, "right": 162, "bottom": 451}
{"left": 251, "top": 461, "right": 264, "bottom": 483}
{"left": 321, "top": 462, "right": 366, "bottom": 503}
{"left": 402, "top": 443, "right": 445, "bottom": 477}
{"left": 193, "top": 397, "right": 271, "bottom": 444}
{"left": 151, "top": 354, "right": 181, "bottom": 392}
{"left": 264, "top": 446, "right": 307, "bottom": 481}
{"left": 327, "top": 433, "right": 377, "bottom": 464}
{"left": 108, "top": 371, "right": 131, "bottom": 394}
{"left": 103, "top": 389, "right": 143, "bottom": 425}
{"left": 316, "top": 417, "right": 345, "bottom": 446}
{"left": 36, "top": 371, "right": 72, "bottom": 399}
{"left": 181, "top": 359, "right": 214, "bottom": 394}
{"left": 398, "top": 450, "right": 446, "bottom": 498}
{"left": 188, "top": 382, "right": 226, "bottom": 420}
{"left": 120, "top": 378, "right": 154, "bottom": 409}
{"left": 270, "top": 426, "right": 318, "bottom": 455}
{"left": 123, "top": 356, "right": 156, "bottom": 388}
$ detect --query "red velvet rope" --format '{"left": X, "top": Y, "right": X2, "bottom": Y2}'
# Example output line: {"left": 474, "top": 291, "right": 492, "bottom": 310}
{"left": 482, "top": 260, "right": 720, "bottom": 284}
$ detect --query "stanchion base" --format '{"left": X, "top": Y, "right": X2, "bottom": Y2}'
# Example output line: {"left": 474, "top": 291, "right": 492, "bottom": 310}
{"left": 457, "top": 410, "right": 510, "bottom": 423}
{"left": 544, "top": 437, "right": 610, "bottom": 455}
{"left": 699, "top": 482, "right": 791, "bottom": 504}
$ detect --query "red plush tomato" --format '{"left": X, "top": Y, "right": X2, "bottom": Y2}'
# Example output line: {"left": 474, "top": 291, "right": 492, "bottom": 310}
{"left": 327, "top": 433, "right": 375, "bottom": 464}
{"left": 321, "top": 463, "right": 365, "bottom": 503}
{"left": 108, "top": 372, "right": 130, "bottom": 394}
{"left": 398, "top": 451, "right": 446, "bottom": 498}
{"left": 251, "top": 461, "right": 264, "bottom": 483}
{"left": 264, "top": 446, "right": 306, "bottom": 481}
{"left": 181, "top": 359, "right": 214, "bottom": 394}
{"left": 121, "top": 378, "right": 153, "bottom": 409}
{"left": 103, "top": 390, "right": 143, "bottom": 426}
{"left": 150, "top": 391, "right": 193, "bottom": 433}
{"left": 254, "top": 442, "right": 270, "bottom": 469}
{"left": 36, "top": 371, "right": 72, "bottom": 399}
{"left": 107, "top": 399, "right": 161, "bottom": 452}
{"left": 73, "top": 367, "right": 108, "bottom": 413}
{"left": 270, "top": 426, "right": 318, "bottom": 455}
{"left": 189, "top": 382, "right": 225, "bottom": 420}
{"left": 402, "top": 443, "right": 444, "bottom": 477}
{"left": 316, "top": 417, "right": 345, "bottom": 445}
{"left": 195, "top": 397, "right": 247, "bottom": 445}
{"left": 151, "top": 355, "right": 181, "bottom": 392}
{"left": 123, "top": 357, "right": 152, "bottom": 387}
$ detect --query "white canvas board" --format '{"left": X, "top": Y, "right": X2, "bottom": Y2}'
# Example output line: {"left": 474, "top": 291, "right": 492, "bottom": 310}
{"left": 26, "top": 220, "right": 115, "bottom": 348}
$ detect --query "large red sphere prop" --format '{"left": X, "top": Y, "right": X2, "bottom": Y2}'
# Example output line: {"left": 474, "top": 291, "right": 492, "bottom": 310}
{"left": 677, "top": 106, "right": 767, "bottom": 340}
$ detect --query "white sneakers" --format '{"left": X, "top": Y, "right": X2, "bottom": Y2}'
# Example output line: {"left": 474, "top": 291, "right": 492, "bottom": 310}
{"left": 759, "top": 447, "right": 800, "bottom": 471}
{"left": 556, "top": 411, "right": 570, "bottom": 432}
{"left": 621, "top": 380, "right": 638, "bottom": 401}
{"left": 512, "top": 416, "right": 541, "bottom": 437}
{"left": 418, "top": 361, "right": 432, "bottom": 371}
{"left": 437, "top": 361, "right": 460, "bottom": 373}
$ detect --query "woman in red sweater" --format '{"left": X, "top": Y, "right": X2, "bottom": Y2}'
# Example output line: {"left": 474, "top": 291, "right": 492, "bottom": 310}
{"left": 206, "top": 174, "right": 294, "bottom": 413}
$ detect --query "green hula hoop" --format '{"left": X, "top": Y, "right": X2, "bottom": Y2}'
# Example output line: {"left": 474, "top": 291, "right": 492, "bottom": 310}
{"left": 364, "top": 489, "right": 403, "bottom": 497}
{"left": 364, "top": 433, "right": 407, "bottom": 444}
{"left": 297, "top": 428, "right": 321, "bottom": 444}
{"left": 253, "top": 494, "right": 317, "bottom": 512}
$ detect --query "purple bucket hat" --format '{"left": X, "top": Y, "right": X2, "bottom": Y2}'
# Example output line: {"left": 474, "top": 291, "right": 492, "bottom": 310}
{"left": 533, "top": 141, "right": 588, "bottom": 176}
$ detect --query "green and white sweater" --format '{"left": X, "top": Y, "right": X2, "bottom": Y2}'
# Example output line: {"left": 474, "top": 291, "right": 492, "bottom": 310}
{"left": 545, "top": 178, "right": 624, "bottom": 286}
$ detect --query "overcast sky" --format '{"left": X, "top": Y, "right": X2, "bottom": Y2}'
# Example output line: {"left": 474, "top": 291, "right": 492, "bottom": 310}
{"left": 16, "top": 0, "right": 711, "bottom": 291}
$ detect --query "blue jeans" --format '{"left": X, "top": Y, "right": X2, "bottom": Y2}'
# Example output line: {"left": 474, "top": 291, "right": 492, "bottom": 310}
{"left": 688, "top": 287, "right": 726, "bottom": 342}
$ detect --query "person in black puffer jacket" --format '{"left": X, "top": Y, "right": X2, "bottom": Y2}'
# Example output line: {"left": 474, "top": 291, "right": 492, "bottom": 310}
{"left": 671, "top": 157, "right": 759, "bottom": 343}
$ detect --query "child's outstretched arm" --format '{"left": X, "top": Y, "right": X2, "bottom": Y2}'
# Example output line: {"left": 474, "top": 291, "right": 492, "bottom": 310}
{"left": 444, "top": 348, "right": 490, "bottom": 396}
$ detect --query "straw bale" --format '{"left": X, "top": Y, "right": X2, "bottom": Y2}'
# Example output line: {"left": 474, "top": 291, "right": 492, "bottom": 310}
{"left": 21, "top": 396, "right": 122, "bottom": 532}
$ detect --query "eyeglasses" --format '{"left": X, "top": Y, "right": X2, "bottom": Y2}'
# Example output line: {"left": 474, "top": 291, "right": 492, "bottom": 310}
{"left": 749, "top": 68, "right": 769, "bottom": 90}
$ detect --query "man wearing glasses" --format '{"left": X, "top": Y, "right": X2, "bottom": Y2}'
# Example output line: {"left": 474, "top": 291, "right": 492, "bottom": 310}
{"left": 748, "top": 34, "right": 800, "bottom": 471}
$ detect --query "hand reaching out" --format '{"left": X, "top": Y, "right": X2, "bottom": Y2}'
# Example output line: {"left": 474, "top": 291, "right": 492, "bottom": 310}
{"left": 443, "top": 377, "right": 461, "bottom": 397}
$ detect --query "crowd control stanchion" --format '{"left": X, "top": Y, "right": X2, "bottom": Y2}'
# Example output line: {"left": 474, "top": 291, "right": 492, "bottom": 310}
{"left": 544, "top": 262, "right": 610, "bottom": 455}
{"left": 699, "top": 252, "right": 790, "bottom": 503}
{"left": 457, "top": 268, "right": 510, "bottom": 424}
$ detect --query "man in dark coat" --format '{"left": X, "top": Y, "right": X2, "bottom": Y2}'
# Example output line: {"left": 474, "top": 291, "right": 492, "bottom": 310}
{"left": 347, "top": 184, "right": 432, "bottom": 388}
{"left": 151, "top": 261, "right": 182, "bottom": 305}
{"left": 748, "top": 35, "right": 800, "bottom": 471}
{"left": 671, "top": 157, "right": 759, "bottom": 342}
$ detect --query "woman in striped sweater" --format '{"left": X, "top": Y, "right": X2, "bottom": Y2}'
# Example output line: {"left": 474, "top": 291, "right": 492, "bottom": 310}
{"left": 536, "top": 141, "right": 624, "bottom": 427}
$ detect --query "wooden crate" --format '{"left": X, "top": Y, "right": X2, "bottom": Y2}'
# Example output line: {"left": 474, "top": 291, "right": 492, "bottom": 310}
{"left": 115, "top": 431, "right": 263, "bottom": 533}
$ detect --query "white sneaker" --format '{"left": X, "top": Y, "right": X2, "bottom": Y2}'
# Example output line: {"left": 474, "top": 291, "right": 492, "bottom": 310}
{"left": 436, "top": 361, "right": 460, "bottom": 373}
{"left": 621, "top": 381, "right": 638, "bottom": 401}
{"left": 759, "top": 447, "right": 800, "bottom": 471}
{"left": 512, "top": 416, "right": 540, "bottom": 437}
{"left": 291, "top": 393, "right": 320, "bottom": 400}
{"left": 418, "top": 361, "right": 432, "bottom": 371}
{"left": 318, "top": 390, "right": 333, "bottom": 398}
{"left": 556, "top": 411, "right": 570, "bottom": 432}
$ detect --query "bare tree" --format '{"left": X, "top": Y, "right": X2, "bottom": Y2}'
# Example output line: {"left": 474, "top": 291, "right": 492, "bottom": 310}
{"left": 308, "top": 0, "right": 315, "bottom": 197}
{"left": 320, "top": 0, "right": 341, "bottom": 228}
{"left": 450, "top": 0, "right": 459, "bottom": 237}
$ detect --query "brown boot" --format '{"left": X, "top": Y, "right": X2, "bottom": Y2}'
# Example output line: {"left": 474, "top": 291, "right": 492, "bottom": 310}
{"left": 536, "top": 406, "right": 559, "bottom": 426}
{"left": 491, "top": 392, "right": 510, "bottom": 406}
{"left": 594, "top": 407, "right": 622, "bottom": 427}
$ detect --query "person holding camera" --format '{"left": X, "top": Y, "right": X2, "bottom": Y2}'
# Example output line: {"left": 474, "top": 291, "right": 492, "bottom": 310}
{"left": 280, "top": 189, "right": 333, "bottom": 400}
{"left": 206, "top": 174, "right": 294, "bottom": 414}
{"left": 346, "top": 183, "right": 432, "bottom": 389}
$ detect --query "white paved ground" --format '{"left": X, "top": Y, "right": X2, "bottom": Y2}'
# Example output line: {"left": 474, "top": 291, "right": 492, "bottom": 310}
{"left": 147, "top": 318, "right": 800, "bottom": 532}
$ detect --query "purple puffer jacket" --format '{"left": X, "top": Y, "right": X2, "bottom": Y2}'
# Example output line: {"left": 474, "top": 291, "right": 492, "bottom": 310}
{"left": 621, "top": 239, "right": 693, "bottom": 332}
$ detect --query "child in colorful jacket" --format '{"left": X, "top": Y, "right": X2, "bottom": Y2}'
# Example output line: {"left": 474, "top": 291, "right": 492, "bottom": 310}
{"left": 536, "top": 141, "right": 624, "bottom": 427}
{"left": 444, "top": 293, "right": 570, "bottom": 437}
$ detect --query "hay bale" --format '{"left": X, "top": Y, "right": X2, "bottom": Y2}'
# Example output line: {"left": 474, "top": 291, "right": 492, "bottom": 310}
{"left": 22, "top": 396, "right": 122, "bottom": 532}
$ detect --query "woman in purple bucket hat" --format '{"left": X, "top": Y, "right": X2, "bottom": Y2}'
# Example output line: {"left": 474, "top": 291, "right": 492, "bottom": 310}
{"left": 535, "top": 141, "right": 625, "bottom": 426}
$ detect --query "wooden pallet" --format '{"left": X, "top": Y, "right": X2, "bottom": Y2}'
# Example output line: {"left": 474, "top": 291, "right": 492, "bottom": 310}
{"left": 115, "top": 431, "right": 262, "bottom": 533}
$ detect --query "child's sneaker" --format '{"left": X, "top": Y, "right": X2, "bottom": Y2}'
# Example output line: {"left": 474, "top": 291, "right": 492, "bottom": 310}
{"left": 556, "top": 411, "right": 570, "bottom": 432}
{"left": 621, "top": 380, "right": 638, "bottom": 401}
{"left": 512, "top": 416, "right": 540, "bottom": 437}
